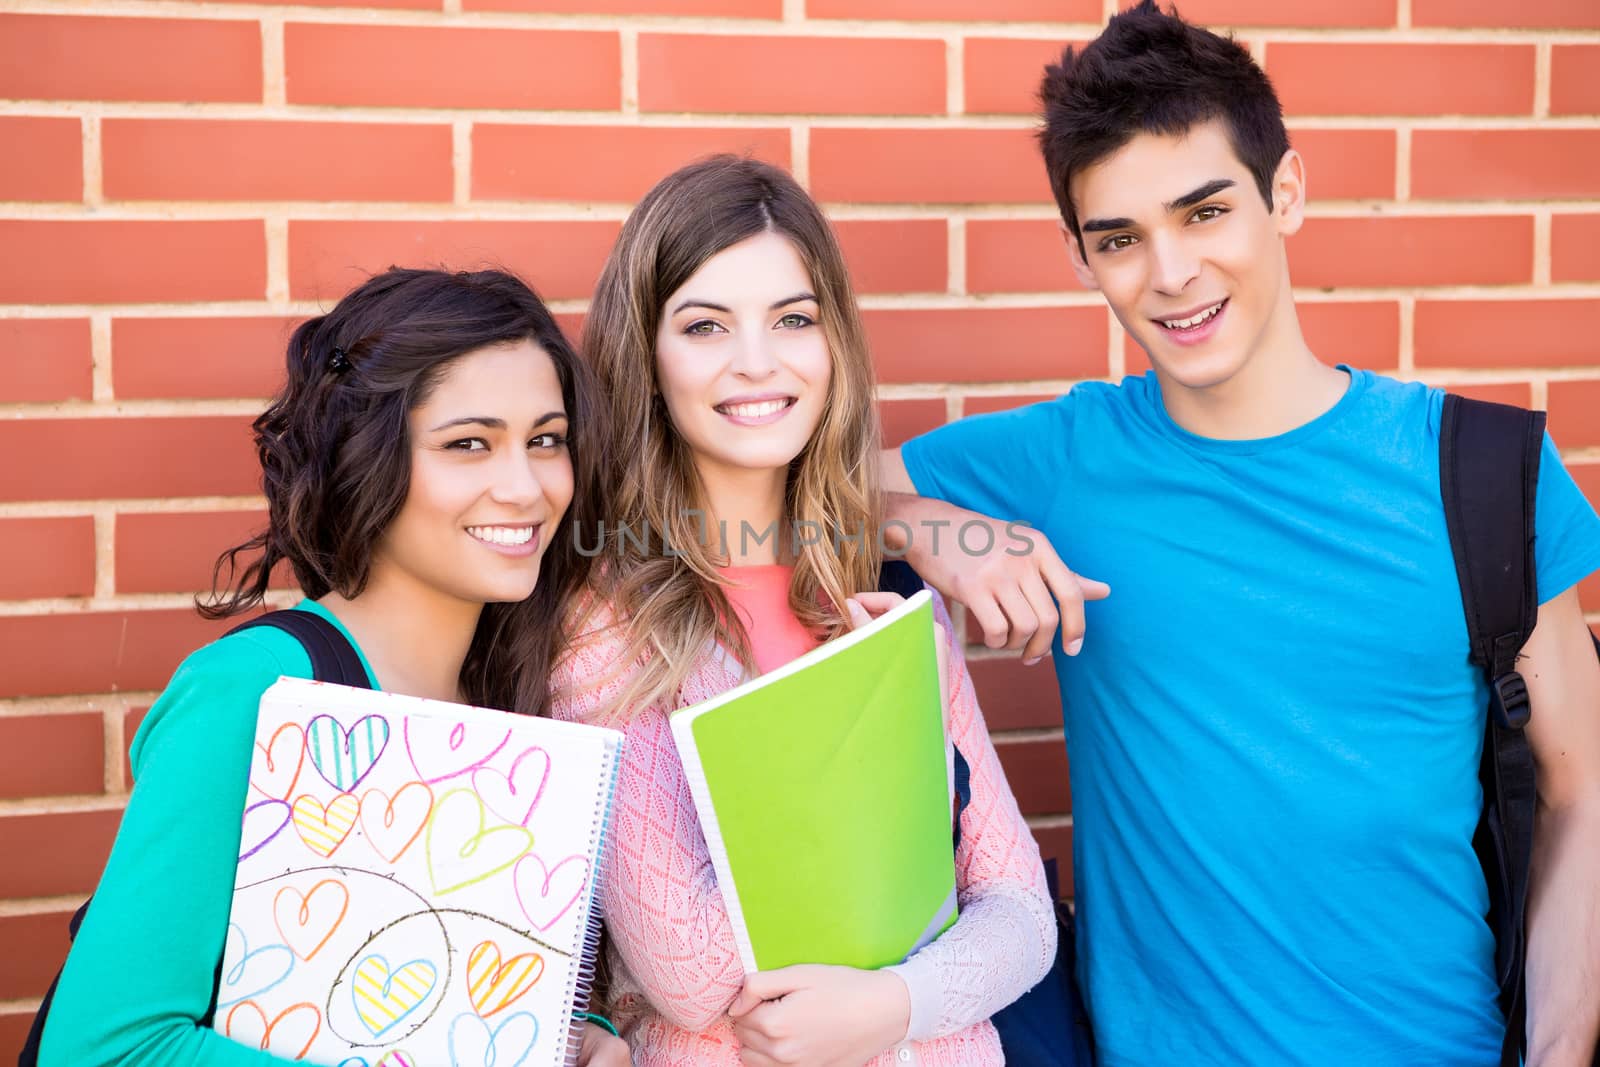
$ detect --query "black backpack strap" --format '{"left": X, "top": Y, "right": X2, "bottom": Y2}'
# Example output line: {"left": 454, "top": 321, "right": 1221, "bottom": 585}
{"left": 1439, "top": 393, "right": 1544, "bottom": 1067}
{"left": 223, "top": 609, "right": 373, "bottom": 690}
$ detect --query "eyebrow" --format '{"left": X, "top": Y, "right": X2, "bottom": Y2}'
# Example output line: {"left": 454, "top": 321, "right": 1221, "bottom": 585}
{"left": 1079, "top": 178, "right": 1238, "bottom": 233}
{"left": 428, "top": 411, "right": 566, "bottom": 433}
{"left": 671, "top": 292, "right": 819, "bottom": 315}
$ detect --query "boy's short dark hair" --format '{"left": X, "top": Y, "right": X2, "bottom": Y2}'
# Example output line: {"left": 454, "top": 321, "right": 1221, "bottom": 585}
{"left": 1038, "top": 0, "right": 1290, "bottom": 244}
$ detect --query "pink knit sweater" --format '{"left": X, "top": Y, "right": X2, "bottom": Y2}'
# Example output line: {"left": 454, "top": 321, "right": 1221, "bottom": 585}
{"left": 550, "top": 592, "right": 1056, "bottom": 1066}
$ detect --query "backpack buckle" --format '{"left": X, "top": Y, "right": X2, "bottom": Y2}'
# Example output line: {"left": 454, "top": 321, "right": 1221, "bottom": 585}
{"left": 1489, "top": 672, "right": 1531, "bottom": 730}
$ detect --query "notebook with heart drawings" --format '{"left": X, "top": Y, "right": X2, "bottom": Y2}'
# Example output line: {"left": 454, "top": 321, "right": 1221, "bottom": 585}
{"left": 217, "top": 676, "right": 624, "bottom": 1067}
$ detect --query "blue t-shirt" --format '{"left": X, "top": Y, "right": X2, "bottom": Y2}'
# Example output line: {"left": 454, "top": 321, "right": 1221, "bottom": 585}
{"left": 902, "top": 368, "right": 1600, "bottom": 1067}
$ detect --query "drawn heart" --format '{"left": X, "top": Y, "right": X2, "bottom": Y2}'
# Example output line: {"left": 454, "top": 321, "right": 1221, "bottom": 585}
{"left": 250, "top": 722, "right": 305, "bottom": 801}
{"left": 360, "top": 781, "right": 434, "bottom": 863}
{"left": 224, "top": 1000, "right": 322, "bottom": 1059}
{"left": 466, "top": 939, "right": 545, "bottom": 1018}
{"left": 513, "top": 853, "right": 590, "bottom": 933}
{"left": 404, "top": 717, "right": 510, "bottom": 784}
{"left": 291, "top": 792, "right": 360, "bottom": 858}
{"left": 273, "top": 878, "right": 349, "bottom": 961}
{"left": 448, "top": 1010, "right": 539, "bottom": 1067}
{"left": 240, "top": 798, "right": 292, "bottom": 862}
{"left": 351, "top": 953, "right": 438, "bottom": 1038}
{"left": 425, "top": 788, "right": 534, "bottom": 895}
{"left": 307, "top": 713, "right": 390, "bottom": 791}
{"left": 472, "top": 747, "right": 550, "bottom": 828}
{"left": 218, "top": 924, "right": 295, "bottom": 1008}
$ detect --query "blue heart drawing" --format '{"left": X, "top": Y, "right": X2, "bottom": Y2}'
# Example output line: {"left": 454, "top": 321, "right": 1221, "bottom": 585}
{"left": 448, "top": 1010, "right": 539, "bottom": 1067}
{"left": 216, "top": 923, "right": 294, "bottom": 1008}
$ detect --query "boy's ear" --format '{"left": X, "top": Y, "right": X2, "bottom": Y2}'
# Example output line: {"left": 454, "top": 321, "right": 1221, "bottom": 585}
{"left": 1059, "top": 218, "right": 1100, "bottom": 290}
{"left": 1272, "top": 148, "right": 1307, "bottom": 237}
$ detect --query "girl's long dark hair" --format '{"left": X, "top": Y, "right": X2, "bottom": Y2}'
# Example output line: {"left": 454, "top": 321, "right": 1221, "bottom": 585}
{"left": 201, "top": 267, "right": 604, "bottom": 716}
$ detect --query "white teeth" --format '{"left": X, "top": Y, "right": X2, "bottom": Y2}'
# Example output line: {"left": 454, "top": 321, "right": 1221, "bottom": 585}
{"left": 467, "top": 525, "right": 534, "bottom": 546}
{"left": 719, "top": 399, "right": 790, "bottom": 419}
{"left": 1161, "top": 301, "right": 1224, "bottom": 330}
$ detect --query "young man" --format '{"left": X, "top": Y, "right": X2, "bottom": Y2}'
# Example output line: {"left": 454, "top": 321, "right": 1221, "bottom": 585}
{"left": 882, "top": 4, "right": 1600, "bottom": 1065}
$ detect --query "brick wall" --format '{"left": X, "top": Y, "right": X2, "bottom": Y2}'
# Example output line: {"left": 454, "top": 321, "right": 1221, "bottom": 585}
{"left": 2, "top": 0, "right": 1598, "bottom": 1051}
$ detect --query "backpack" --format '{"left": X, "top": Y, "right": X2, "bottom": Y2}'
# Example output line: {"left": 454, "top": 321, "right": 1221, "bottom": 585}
{"left": 1440, "top": 394, "right": 1600, "bottom": 1067}
{"left": 17, "top": 609, "right": 370, "bottom": 1067}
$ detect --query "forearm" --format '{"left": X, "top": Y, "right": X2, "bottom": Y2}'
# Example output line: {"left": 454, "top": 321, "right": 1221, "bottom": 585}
{"left": 1525, "top": 789, "right": 1600, "bottom": 1066}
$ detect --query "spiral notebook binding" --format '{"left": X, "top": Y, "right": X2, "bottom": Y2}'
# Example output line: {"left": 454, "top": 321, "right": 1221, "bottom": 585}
{"left": 563, "top": 735, "right": 624, "bottom": 1067}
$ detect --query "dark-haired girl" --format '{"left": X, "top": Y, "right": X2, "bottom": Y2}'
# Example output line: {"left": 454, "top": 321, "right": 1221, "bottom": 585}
{"left": 37, "top": 268, "right": 629, "bottom": 1066}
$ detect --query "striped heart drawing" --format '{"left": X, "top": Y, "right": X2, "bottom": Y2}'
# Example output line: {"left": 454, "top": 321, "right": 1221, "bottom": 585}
{"left": 291, "top": 792, "right": 359, "bottom": 858}
{"left": 351, "top": 953, "right": 438, "bottom": 1038}
{"left": 466, "top": 940, "right": 544, "bottom": 1018}
{"left": 307, "top": 713, "right": 390, "bottom": 791}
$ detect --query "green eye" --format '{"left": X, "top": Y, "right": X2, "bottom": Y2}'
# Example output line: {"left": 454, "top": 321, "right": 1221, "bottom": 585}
{"left": 776, "top": 312, "right": 814, "bottom": 329}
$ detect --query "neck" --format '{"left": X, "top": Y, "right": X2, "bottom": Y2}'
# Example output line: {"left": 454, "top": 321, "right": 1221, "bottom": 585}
{"left": 1157, "top": 277, "right": 1348, "bottom": 440}
{"left": 317, "top": 566, "right": 481, "bottom": 703}
{"left": 695, "top": 460, "right": 789, "bottom": 566}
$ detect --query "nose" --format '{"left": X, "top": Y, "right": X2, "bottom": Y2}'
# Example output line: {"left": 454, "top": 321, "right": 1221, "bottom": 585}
{"left": 488, "top": 446, "right": 546, "bottom": 509}
{"left": 727, "top": 329, "right": 779, "bottom": 381}
{"left": 1148, "top": 232, "right": 1200, "bottom": 296}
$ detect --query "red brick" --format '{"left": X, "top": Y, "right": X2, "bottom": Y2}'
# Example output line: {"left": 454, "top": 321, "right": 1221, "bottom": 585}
{"left": 113, "top": 317, "right": 297, "bottom": 400}
{"left": 471, "top": 0, "right": 778, "bottom": 11}
{"left": 811, "top": 128, "right": 1050, "bottom": 204}
{"left": 0, "top": 910, "right": 77, "bottom": 1000}
{"left": 289, "top": 220, "right": 619, "bottom": 303}
{"left": 0, "top": 610, "right": 233, "bottom": 699}
{"left": 810, "top": 0, "right": 1097, "bottom": 17}
{"left": 0, "top": 715, "right": 103, "bottom": 800}
{"left": 833, "top": 220, "right": 948, "bottom": 295}
{"left": 964, "top": 394, "right": 1057, "bottom": 415}
{"left": 0, "top": 221, "right": 265, "bottom": 304}
{"left": 473, "top": 125, "right": 789, "bottom": 202}
{"left": 1412, "top": 130, "right": 1600, "bottom": 201}
{"left": 866, "top": 306, "right": 1107, "bottom": 385}
{"left": 967, "top": 655, "right": 1062, "bottom": 731}
{"left": 0, "top": 15, "right": 260, "bottom": 103}
{"left": 1166, "top": 0, "right": 1396, "bottom": 24}
{"left": 963, "top": 37, "right": 1081, "bottom": 116}
{"left": 0, "top": 417, "right": 257, "bottom": 503}
{"left": 1268, "top": 44, "right": 1535, "bottom": 117}
{"left": 1031, "top": 824, "right": 1074, "bottom": 899}
{"left": 286, "top": 23, "right": 619, "bottom": 110}
{"left": 1290, "top": 216, "right": 1533, "bottom": 288}
{"left": 1547, "top": 380, "right": 1600, "bottom": 450}
{"left": 0, "top": 518, "right": 95, "bottom": 600}
{"left": 1413, "top": 0, "right": 1599, "bottom": 26}
{"left": 1126, "top": 299, "right": 1400, "bottom": 375}
{"left": 0, "top": 319, "right": 92, "bottom": 403}
{"left": 1442, "top": 382, "right": 1534, "bottom": 409}
{"left": 103, "top": 120, "right": 452, "bottom": 203}
{"left": 1553, "top": 215, "right": 1600, "bottom": 282}
{"left": 967, "top": 219, "right": 1081, "bottom": 294}
{"left": 1415, "top": 300, "right": 1600, "bottom": 370}
{"left": 0, "top": 809, "right": 122, "bottom": 897}
{"left": 0, "top": 1014, "right": 32, "bottom": 1067}
{"left": 639, "top": 35, "right": 943, "bottom": 116}
{"left": 878, "top": 399, "right": 946, "bottom": 449}
{"left": 1292, "top": 128, "right": 1396, "bottom": 199}
{"left": 0, "top": 116, "right": 81, "bottom": 201}
{"left": 1552, "top": 47, "right": 1600, "bottom": 116}
{"left": 116, "top": 511, "right": 279, "bottom": 596}
{"left": 993, "top": 735, "right": 1070, "bottom": 815}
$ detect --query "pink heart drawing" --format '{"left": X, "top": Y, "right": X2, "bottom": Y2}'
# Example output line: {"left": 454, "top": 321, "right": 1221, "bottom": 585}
{"left": 404, "top": 718, "right": 511, "bottom": 785}
{"left": 513, "top": 853, "right": 590, "bottom": 932}
{"left": 472, "top": 747, "right": 550, "bottom": 828}
{"left": 239, "top": 799, "right": 291, "bottom": 861}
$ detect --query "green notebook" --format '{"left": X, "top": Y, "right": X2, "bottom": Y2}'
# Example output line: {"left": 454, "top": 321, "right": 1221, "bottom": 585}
{"left": 669, "top": 589, "right": 956, "bottom": 973}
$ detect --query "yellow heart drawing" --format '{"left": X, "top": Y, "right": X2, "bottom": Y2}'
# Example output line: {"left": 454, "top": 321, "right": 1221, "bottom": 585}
{"left": 466, "top": 939, "right": 544, "bottom": 1018}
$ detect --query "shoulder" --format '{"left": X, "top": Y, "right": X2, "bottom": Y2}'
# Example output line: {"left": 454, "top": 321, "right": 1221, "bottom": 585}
{"left": 550, "top": 589, "right": 649, "bottom": 725}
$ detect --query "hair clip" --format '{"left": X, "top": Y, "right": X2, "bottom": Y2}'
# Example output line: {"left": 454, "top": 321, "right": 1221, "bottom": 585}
{"left": 328, "top": 347, "right": 351, "bottom": 374}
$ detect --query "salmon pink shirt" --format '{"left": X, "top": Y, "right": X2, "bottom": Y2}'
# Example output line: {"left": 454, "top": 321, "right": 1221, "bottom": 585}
{"left": 717, "top": 564, "right": 820, "bottom": 673}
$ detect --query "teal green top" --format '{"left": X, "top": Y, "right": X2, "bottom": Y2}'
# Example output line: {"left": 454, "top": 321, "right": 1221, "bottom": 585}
{"left": 41, "top": 601, "right": 379, "bottom": 1067}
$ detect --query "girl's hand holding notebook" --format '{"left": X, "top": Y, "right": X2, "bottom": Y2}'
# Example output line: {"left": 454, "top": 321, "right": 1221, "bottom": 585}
{"left": 728, "top": 963, "right": 912, "bottom": 1067}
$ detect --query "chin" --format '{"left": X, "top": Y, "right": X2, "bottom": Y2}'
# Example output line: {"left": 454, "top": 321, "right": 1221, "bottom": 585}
{"left": 1150, "top": 347, "right": 1251, "bottom": 393}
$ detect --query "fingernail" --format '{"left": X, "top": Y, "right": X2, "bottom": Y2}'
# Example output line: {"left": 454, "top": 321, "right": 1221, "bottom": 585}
{"left": 1067, "top": 638, "right": 1083, "bottom": 656}
{"left": 1024, "top": 656, "right": 1041, "bottom": 666}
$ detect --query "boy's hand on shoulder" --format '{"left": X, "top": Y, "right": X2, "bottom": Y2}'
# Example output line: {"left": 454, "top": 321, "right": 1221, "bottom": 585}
{"left": 884, "top": 495, "right": 1110, "bottom": 664}
{"left": 730, "top": 964, "right": 911, "bottom": 1067}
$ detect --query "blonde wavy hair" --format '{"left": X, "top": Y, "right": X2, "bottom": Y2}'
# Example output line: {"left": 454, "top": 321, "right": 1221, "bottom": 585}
{"left": 576, "top": 155, "right": 882, "bottom": 720}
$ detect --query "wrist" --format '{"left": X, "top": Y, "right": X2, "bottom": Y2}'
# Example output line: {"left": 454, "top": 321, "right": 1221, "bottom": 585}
{"left": 874, "top": 968, "right": 912, "bottom": 1045}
